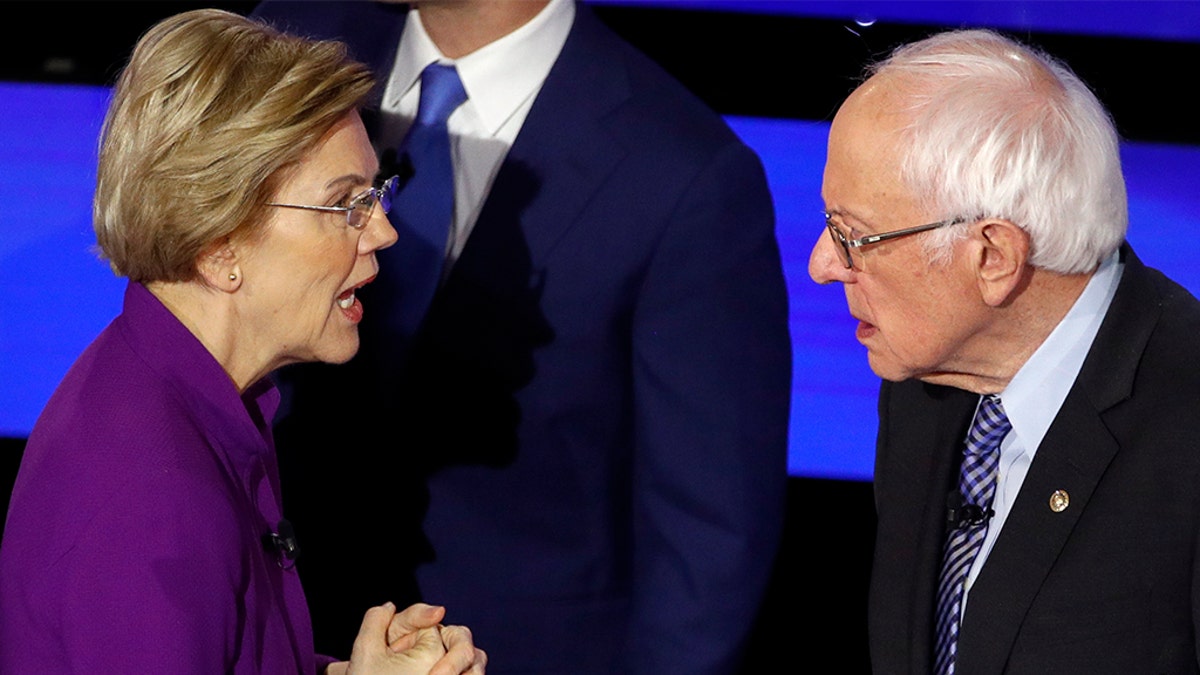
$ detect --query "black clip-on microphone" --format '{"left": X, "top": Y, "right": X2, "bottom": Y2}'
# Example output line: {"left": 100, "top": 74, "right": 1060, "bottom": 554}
{"left": 946, "top": 491, "right": 994, "bottom": 530}
{"left": 264, "top": 519, "right": 300, "bottom": 570}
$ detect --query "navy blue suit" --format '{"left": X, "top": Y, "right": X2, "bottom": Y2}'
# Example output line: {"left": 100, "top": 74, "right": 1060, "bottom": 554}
{"left": 254, "top": 3, "right": 791, "bottom": 672}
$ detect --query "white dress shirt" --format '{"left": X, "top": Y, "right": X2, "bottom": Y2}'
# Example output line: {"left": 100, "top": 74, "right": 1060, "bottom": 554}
{"left": 377, "top": 0, "right": 575, "bottom": 266}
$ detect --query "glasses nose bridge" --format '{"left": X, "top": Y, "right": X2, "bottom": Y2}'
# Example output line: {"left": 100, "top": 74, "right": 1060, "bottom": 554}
{"left": 364, "top": 176, "right": 403, "bottom": 220}
{"left": 346, "top": 176, "right": 403, "bottom": 230}
{"left": 824, "top": 220, "right": 858, "bottom": 270}
{"left": 378, "top": 175, "right": 400, "bottom": 215}
{"left": 811, "top": 225, "right": 857, "bottom": 283}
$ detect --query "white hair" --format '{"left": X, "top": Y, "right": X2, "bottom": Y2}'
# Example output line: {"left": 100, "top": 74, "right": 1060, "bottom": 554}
{"left": 872, "top": 30, "right": 1127, "bottom": 274}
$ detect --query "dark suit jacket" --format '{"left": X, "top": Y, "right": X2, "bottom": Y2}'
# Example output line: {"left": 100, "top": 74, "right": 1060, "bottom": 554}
{"left": 870, "top": 245, "right": 1200, "bottom": 674}
{"left": 252, "top": 3, "right": 792, "bottom": 672}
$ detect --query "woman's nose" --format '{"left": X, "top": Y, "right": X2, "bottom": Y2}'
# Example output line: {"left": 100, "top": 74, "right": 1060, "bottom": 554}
{"left": 360, "top": 202, "right": 399, "bottom": 253}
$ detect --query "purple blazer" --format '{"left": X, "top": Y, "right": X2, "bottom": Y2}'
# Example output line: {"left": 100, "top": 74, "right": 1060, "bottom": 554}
{"left": 0, "top": 282, "right": 335, "bottom": 674}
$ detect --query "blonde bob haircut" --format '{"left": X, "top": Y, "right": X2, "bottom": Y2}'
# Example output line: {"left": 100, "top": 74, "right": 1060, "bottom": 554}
{"left": 94, "top": 9, "right": 374, "bottom": 282}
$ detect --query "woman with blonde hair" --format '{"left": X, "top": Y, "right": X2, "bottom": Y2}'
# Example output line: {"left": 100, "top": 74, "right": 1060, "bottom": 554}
{"left": 0, "top": 10, "right": 484, "bottom": 674}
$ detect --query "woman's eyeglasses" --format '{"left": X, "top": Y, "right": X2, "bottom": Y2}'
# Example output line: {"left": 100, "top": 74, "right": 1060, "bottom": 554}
{"left": 267, "top": 175, "right": 400, "bottom": 230}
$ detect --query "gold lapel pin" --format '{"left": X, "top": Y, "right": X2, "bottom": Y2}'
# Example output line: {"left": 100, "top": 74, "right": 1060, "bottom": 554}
{"left": 1049, "top": 489, "right": 1070, "bottom": 513}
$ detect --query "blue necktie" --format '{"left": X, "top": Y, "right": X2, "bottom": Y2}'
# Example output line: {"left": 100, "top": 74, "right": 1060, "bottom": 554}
{"left": 382, "top": 63, "right": 467, "bottom": 340}
{"left": 934, "top": 395, "right": 1011, "bottom": 675}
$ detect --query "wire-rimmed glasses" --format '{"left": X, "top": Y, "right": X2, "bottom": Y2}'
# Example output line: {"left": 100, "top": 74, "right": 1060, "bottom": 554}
{"left": 267, "top": 175, "right": 401, "bottom": 230}
{"left": 824, "top": 212, "right": 967, "bottom": 269}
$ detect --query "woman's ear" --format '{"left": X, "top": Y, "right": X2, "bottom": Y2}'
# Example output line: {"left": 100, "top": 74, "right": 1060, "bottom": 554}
{"left": 196, "top": 239, "right": 242, "bottom": 293}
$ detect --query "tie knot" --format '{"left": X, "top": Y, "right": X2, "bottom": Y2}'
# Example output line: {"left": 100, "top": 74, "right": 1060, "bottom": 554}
{"left": 966, "top": 395, "right": 1011, "bottom": 456}
{"left": 415, "top": 63, "right": 468, "bottom": 127}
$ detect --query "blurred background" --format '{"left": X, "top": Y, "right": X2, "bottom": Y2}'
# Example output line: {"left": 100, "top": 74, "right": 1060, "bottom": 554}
{"left": 3, "top": 2, "right": 1199, "bottom": 669}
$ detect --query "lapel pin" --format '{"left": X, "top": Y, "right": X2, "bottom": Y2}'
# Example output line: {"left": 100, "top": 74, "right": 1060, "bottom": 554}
{"left": 1049, "top": 489, "right": 1070, "bottom": 513}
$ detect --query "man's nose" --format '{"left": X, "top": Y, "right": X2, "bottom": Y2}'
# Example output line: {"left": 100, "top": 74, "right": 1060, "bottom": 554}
{"left": 809, "top": 229, "right": 854, "bottom": 284}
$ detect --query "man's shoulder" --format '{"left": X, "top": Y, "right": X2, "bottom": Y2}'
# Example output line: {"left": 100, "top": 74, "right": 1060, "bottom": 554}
{"left": 1096, "top": 253, "right": 1200, "bottom": 375}
{"left": 250, "top": 0, "right": 404, "bottom": 64}
{"left": 1061, "top": 254, "right": 1200, "bottom": 458}
{"left": 554, "top": 4, "right": 743, "bottom": 150}
{"left": 1116, "top": 262, "right": 1200, "bottom": 388}
{"left": 1142, "top": 263, "right": 1200, "bottom": 327}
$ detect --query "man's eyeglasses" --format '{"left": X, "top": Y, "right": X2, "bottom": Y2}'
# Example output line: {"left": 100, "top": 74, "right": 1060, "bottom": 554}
{"left": 824, "top": 212, "right": 966, "bottom": 269}
{"left": 267, "top": 175, "right": 401, "bottom": 230}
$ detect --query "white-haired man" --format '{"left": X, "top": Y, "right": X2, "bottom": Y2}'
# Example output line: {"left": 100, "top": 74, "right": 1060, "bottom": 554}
{"left": 810, "top": 30, "right": 1200, "bottom": 673}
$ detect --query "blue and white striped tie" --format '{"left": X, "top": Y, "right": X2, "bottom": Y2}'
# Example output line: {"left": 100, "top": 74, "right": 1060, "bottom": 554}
{"left": 934, "top": 395, "right": 1011, "bottom": 675}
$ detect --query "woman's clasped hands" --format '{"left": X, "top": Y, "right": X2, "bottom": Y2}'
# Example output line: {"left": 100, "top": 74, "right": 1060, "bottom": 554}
{"left": 328, "top": 602, "right": 487, "bottom": 675}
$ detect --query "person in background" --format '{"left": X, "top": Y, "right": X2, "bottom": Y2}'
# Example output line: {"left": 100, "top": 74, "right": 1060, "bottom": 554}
{"left": 252, "top": 0, "right": 792, "bottom": 672}
{"left": 0, "top": 10, "right": 484, "bottom": 674}
{"left": 810, "top": 28, "right": 1200, "bottom": 673}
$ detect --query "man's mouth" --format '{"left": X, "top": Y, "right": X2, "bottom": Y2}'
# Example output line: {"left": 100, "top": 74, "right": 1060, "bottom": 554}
{"left": 855, "top": 318, "right": 877, "bottom": 340}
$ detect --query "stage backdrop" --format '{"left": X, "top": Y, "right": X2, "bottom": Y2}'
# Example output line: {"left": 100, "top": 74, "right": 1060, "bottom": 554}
{"left": 3, "top": 81, "right": 1199, "bottom": 480}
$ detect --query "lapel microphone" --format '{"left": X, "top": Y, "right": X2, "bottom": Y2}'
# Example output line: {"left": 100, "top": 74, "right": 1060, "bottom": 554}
{"left": 264, "top": 519, "right": 300, "bottom": 569}
{"left": 946, "top": 490, "right": 994, "bottom": 530}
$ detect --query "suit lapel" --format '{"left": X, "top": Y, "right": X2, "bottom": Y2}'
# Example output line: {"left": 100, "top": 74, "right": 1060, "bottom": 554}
{"left": 956, "top": 394, "right": 1120, "bottom": 673}
{"left": 447, "top": 5, "right": 629, "bottom": 279}
{"left": 872, "top": 381, "right": 976, "bottom": 674}
{"left": 956, "top": 245, "right": 1160, "bottom": 674}
{"left": 911, "top": 389, "right": 978, "bottom": 674}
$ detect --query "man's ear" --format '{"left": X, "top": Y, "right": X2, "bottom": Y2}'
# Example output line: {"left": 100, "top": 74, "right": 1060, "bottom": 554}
{"left": 196, "top": 238, "right": 242, "bottom": 293}
{"left": 970, "top": 219, "right": 1030, "bottom": 307}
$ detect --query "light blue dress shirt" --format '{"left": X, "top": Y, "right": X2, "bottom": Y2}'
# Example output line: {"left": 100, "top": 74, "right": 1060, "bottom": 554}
{"left": 961, "top": 250, "right": 1123, "bottom": 609}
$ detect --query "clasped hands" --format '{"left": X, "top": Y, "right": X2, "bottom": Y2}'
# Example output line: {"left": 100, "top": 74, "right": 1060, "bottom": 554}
{"left": 327, "top": 602, "right": 487, "bottom": 675}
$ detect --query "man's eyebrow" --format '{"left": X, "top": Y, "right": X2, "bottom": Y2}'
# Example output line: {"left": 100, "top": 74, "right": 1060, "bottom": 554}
{"left": 825, "top": 208, "right": 862, "bottom": 225}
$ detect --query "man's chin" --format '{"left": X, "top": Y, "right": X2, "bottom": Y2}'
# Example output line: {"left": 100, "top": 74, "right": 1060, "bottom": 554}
{"left": 866, "top": 353, "right": 911, "bottom": 383}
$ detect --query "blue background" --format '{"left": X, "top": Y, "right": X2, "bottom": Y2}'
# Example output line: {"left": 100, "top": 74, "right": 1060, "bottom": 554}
{"left": 5, "top": 0, "right": 1200, "bottom": 480}
{"left": 4, "top": 81, "right": 1199, "bottom": 481}
{"left": 597, "top": 0, "right": 1200, "bottom": 42}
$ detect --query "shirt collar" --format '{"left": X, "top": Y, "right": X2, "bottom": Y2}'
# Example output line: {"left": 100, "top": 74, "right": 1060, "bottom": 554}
{"left": 999, "top": 249, "right": 1124, "bottom": 458}
{"left": 121, "top": 281, "right": 280, "bottom": 463}
{"left": 386, "top": 0, "right": 574, "bottom": 136}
